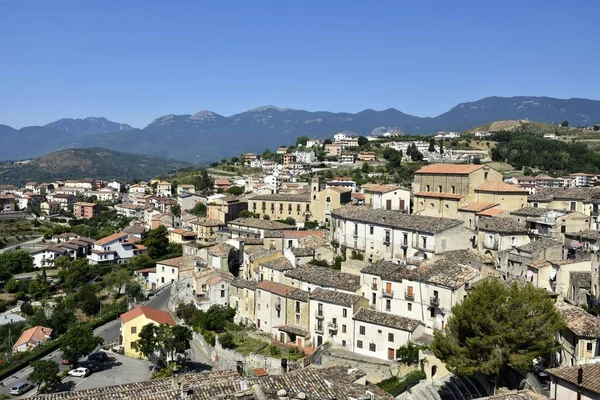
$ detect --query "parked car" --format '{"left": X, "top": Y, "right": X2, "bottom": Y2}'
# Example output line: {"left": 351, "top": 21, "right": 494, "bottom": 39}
{"left": 88, "top": 351, "right": 108, "bottom": 363}
{"left": 10, "top": 382, "right": 33, "bottom": 396}
{"left": 68, "top": 367, "right": 90, "bottom": 378}
{"left": 77, "top": 360, "right": 98, "bottom": 372}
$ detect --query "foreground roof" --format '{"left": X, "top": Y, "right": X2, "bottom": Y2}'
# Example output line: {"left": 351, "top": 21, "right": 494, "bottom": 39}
{"left": 478, "top": 217, "right": 527, "bottom": 234}
{"left": 547, "top": 363, "right": 600, "bottom": 395}
{"left": 229, "top": 218, "right": 295, "bottom": 230}
{"left": 310, "top": 288, "right": 364, "bottom": 307}
{"left": 556, "top": 301, "right": 600, "bottom": 338}
{"left": 119, "top": 306, "right": 175, "bottom": 326}
{"left": 416, "top": 163, "right": 484, "bottom": 175}
{"left": 331, "top": 205, "right": 463, "bottom": 234}
{"left": 285, "top": 264, "right": 361, "bottom": 292}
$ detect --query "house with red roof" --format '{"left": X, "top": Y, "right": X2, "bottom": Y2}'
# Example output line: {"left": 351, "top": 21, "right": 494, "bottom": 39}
{"left": 12, "top": 326, "right": 52, "bottom": 353}
{"left": 119, "top": 306, "right": 175, "bottom": 359}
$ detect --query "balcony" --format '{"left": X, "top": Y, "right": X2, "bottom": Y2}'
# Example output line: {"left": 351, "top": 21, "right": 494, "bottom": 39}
{"left": 412, "top": 240, "right": 433, "bottom": 252}
{"left": 383, "top": 237, "right": 391, "bottom": 245}
{"left": 371, "top": 283, "right": 378, "bottom": 290}
{"left": 314, "top": 324, "right": 324, "bottom": 334}
{"left": 382, "top": 289, "right": 394, "bottom": 298}
{"left": 275, "top": 303, "right": 281, "bottom": 311}
{"left": 401, "top": 241, "right": 409, "bottom": 248}
{"left": 315, "top": 311, "right": 324, "bottom": 319}
{"left": 430, "top": 296, "right": 440, "bottom": 307}
{"left": 327, "top": 321, "right": 338, "bottom": 331}
{"left": 405, "top": 291, "right": 415, "bottom": 301}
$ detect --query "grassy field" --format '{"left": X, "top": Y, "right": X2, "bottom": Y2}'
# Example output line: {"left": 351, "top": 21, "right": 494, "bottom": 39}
{"left": 485, "top": 161, "right": 516, "bottom": 173}
{"left": 0, "top": 220, "right": 49, "bottom": 249}
{"left": 230, "top": 332, "right": 305, "bottom": 361}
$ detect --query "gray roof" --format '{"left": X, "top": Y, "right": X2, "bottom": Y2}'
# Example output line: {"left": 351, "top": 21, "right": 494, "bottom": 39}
{"left": 556, "top": 301, "right": 600, "bottom": 338}
{"left": 571, "top": 272, "right": 591, "bottom": 289}
{"left": 478, "top": 217, "right": 527, "bottom": 234}
{"left": 353, "top": 307, "right": 421, "bottom": 332}
{"left": 285, "top": 264, "right": 361, "bottom": 292}
{"left": 249, "top": 193, "right": 311, "bottom": 202}
{"left": 310, "top": 288, "right": 364, "bottom": 307}
{"left": 289, "top": 247, "right": 314, "bottom": 257}
{"left": 565, "top": 230, "right": 600, "bottom": 241}
{"left": 529, "top": 187, "right": 600, "bottom": 202}
{"left": 229, "top": 217, "right": 295, "bottom": 230}
{"left": 361, "top": 259, "right": 480, "bottom": 289}
{"left": 231, "top": 278, "right": 258, "bottom": 290}
{"left": 260, "top": 257, "right": 294, "bottom": 272}
{"left": 517, "top": 237, "right": 562, "bottom": 253}
{"left": 244, "top": 248, "right": 281, "bottom": 262}
{"left": 331, "top": 205, "right": 463, "bottom": 234}
{"left": 289, "top": 288, "right": 309, "bottom": 302}
{"left": 263, "top": 230, "right": 284, "bottom": 238}
{"left": 510, "top": 206, "right": 567, "bottom": 217}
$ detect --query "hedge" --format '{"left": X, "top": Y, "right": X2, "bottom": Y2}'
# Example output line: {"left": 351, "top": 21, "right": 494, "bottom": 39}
{"left": 376, "top": 370, "right": 426, "bottom": 396}
{"left": 0, "top": 340, "right": 62, "bottom": 381}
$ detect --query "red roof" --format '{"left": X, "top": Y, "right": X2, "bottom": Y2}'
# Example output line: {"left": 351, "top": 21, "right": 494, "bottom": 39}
{"left": 135, "top": 267, "right": 156, "bottom": 274}
{"left": 119, "top": 306, "right": 175, "bottom": 326}
{"left": 156, "top": 256, "right": 184, "bottom": 268}
{"left": 96, "top": 231, "right": 128, "bottom": 246}
{"left": 14, "top": 326, "right": 52, "bottom": 348}
{"left": 477, "top": 208, "right": 506, "bottom": 217}
{"left": 475, "top": 181, "right": 528, "bottom": 193}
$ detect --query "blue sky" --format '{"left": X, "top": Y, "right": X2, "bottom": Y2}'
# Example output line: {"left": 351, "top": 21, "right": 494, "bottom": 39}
{"left": 1, "top": 0, "right": 599, "bottom": 128}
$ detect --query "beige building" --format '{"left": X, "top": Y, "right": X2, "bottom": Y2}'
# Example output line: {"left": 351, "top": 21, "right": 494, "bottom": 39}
{"left": 280, "top": 289, "right": 311, "bottom": 349}
{"left": 361, "top": 184, "right": 410, "bottom": 213}
{"left": 510, "top": 207, "right": 590, "bottom": 243}
{"left": 548, "top": 363, "right": 600, "bottom": 400}
{"left": 412, "top": 163, "right": 507, "bottom": 218}
{"left": 309, "top": 175, "right": 352, "bottom": 224}
{"left": 230, "top": 278, "right": 258, "bottom": 327}
{"left": 188, "top": 219, "right": 225, "bottom": 242}
{"left": 555, "top": 301, "right": 600, "bottom": 368}
{"left": 477, "top": 217, "right": 529, "bottom": 257}
{"left": 207, "top": 196, "right": 248, "bottom": 223}
{"left": 473, "top": 181, "right": 528, "bottom": 211}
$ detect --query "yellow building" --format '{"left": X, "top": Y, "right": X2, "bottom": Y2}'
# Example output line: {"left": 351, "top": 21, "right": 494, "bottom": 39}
{"left": 231, "top": 278, "right": 258, "bottom": 327}
{"left": 473, "top": 181, "right": 528, "bottom": 211}
{"left": 119, "top": 306, "right": 176, "bottom": 359}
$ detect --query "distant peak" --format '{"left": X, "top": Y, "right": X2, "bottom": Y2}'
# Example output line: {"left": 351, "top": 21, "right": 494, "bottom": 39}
{"left": 189, "top": 110, "right": 220, "bottom": 120}
{"left": 248, "top": 105, "right": 290, "bottom": 112}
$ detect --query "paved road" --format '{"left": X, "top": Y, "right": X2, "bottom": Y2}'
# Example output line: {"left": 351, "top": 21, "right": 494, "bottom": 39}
{"left": 0, "top": 287, "right": 172, "bottom": 398}
{"left": 0, "top": 236, "right": 44, "bottom": 254}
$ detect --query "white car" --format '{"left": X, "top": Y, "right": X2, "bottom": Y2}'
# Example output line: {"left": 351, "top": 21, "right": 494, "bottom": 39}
{"left": 68, "top": 367, "right": 90, "bottom": 378}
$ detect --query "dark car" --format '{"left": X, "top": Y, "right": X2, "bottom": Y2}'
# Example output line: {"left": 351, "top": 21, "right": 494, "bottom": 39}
{"left": 88, "top": 351, "right": 109, "bottom": 363}
{"left": 77, "top": 360, "right": 99, "bottom": 372}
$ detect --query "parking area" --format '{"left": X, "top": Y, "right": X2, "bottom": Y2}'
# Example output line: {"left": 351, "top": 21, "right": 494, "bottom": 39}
{"left": 64, "top": 353, "right": 152, "bottom": 392}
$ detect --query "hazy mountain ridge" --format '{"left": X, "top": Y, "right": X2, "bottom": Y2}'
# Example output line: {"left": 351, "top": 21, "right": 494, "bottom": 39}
{"left": 1, "top": 96, "right": 600, "bottom": 162}
{"left": 0, "top": 148, "right": 191, "bottom": 186}
{"left": 44, "top": 117, "right": 134, "bottom": 135}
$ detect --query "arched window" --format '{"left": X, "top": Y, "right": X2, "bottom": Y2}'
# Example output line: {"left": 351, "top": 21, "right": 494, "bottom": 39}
{"left": 326, "top": 196, "right": 331, "bottom": 203}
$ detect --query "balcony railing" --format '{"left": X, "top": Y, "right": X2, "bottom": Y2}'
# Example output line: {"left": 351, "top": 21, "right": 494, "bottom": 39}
{"left": 405, "top": 291, "right": 415, "bottom": 301}
{"left": 401, "top": 241, "right": 409, "bottom": 248}
{"left": 383, "top": 237, "right": 391, "bottom": 245}
{"left": 315, "top": 311, "right": 324, "bottom": 319}
{"left": 371, "top": 283, "right": 378, "bottom": 290}
{"left": 382, "top": 289, "right": 394, "bottom": 298}
{"left": 430, "top": 296, "right": 440, "bottom": 307}
{"left": 275, "top": 303, "right": 281, "bottom": 311}
{"left": 314, "top": 324, "right": 324, "bottom": 334}
{"left": 327, "top": 321, "right": 338, "bottom": 331}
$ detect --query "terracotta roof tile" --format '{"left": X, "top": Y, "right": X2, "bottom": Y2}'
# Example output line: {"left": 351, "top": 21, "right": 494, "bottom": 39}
{"left": 547, "top": 363, "right": 600, "bottom": 395}
{"left": 416, "top": 163, "right": 485, "bottom": 174}
{"left": 458, "top": 202, "right": 498, "bottom": 212}
{"left": 119, "top": 306, "right": 175, "bottom": 326}
{"left": 257, "top": 280, "right": 297, "bottom": 297}
{"left": 156, "top": 256, "right": 184, "bottom": 268}
{"left": 477, "top": 208, "right": 506, "bottom": 216}
{"left": 476, "top": 181, "right": 528, "bottom": 193}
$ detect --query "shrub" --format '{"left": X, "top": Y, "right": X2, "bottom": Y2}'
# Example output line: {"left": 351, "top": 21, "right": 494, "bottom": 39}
{"left": 268, "top": 344, "right": 281, "bottom": 356}
{"left": 219, "top": 332, "right": 236, "bottom": 349}
{"left": 376, "top": 370, "right": 426, "bottom": 396}
{"left": 203, "top": 330, "right": 216, "bottom": 346}
{"left": 303, "top": 221, "right": 319, "bottom": 230}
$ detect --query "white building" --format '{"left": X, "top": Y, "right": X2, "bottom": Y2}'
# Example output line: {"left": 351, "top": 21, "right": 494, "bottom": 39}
{"left": 255, "top": 280, "right": 296, "bottom": 337}
{"left": 155, "top": 257, "right": 183, "bottom": 287}
{"left": 361, "top": 184, "right": 410, "bottom": 213}
{"left": 309, "top": 288, "right": 368, "bottom": 349}
{"left": 352, "top": 307, "right": 424, "bottom": 361}
{"left": 156, "top": 181, "right": 172, "bottom": 197}
{"left": 88, "top": 232, "right": 147, "bottom": 264}
{"left": 306, "top": 139, "right": 322, "bottom": 148}
{"left": 292, "top": 150, "right": 316, "bottom": 164}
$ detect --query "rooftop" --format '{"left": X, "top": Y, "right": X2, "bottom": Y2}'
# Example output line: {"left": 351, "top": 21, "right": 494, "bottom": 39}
{"left": 244, "top": 247, "right": 280, "bottom": 262}
{"left": 478, "top": 217, "right": 528, "bottom": 234}
{"left": 416, "top": 163, "right": 485, "bottom": 175}
{"left": 353, "top": 307, "right": 421, "bottom": 332}
{"left": 207, "top": 243, "right": 233, "bottom": 258}
{"left": 289, "top": 247, "right": 314, "bottom": 257}
{"left": 516, "top": 237, "right": 563, "bottom": 253}
{"left": 510, "top": 206, "right": 566, "bottom": 217}
{"left": 331, "top": 205, "right": 463, "bottom": 234}
{"left": 96, "top": 231, "right": 129, "bottom": 246}
{"left": 119, "top": 306, "right": 175, "bottom": 326}
{"left": 256, "top": 280, "right": 297, "bottom": 297}
{"left": 156, "top": 256, "right": 184, "bottom": 268}
{"left": 249, "top": 193, "right": 311, "bottom": 202}
{"left": 556, "top": 301, "right": 600, "bottom": 338}
{"left": 260, "top": 257, "right": 294, "bottom": 272}
{"left": 458, "top": 202, "right": 498, "bottom": 212}
{"left": 529, "top": 187, "right": 600, "bottom": 202}
{"left": 285, "top": 264, "right": 361, "bottom": 292}
{"left": 231, "top": 278, "right": 258, "bottom": 290}
{"left": 310, "top": 288, "right": 364, "bottom": 307}
{"left": 229, "top": 217, "right": 296, "bottom": 230}
{"left": 547, "top": 363, "right": 600, "bottom": 395}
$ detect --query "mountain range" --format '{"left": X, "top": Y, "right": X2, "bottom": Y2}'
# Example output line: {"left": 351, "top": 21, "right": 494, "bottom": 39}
{"left": 0, "top": 148, "right": 191, "bottom": 186}
{"left": 1, "top": 96, "right": 600, "bottom": 162}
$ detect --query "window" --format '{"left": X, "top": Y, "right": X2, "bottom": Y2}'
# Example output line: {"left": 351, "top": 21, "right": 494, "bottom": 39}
{"left": 588, "top": 342, "right": 594, "bottom": 351}
{"left": 451, "top": 186, "right": 456, "bottom": 194}
{"left": 430, "top": 307, "right": 435, "bottom": 318}
{"left": 258, "top": 291, "right": 261, "bottom": 298}
{"left": 131, "top": 326, "right": 137, "bottom": 334}
{"left": 342, "top": 324, "right": 346, "bottom": 333}
{"left": 438, "top": 185, "right": 442, "bottom": 193}
{"left": 359, "top": 326, "right": 365, "bottom": 335}
{"left": 221, "top": 290, "right": 225, "bottom": 298}
{"left": 295, "top": 314, "right": 300, "bottom": 323}
{"left": 369, "top": 226, "right": 374, "bottom": 235}
{"left": 343, "top": 309, "right": 347, "bottom": 318}
{"left": 326, "top": 196, "right": 331, "bottom": 203}
{"left": 296, "top": 301, "right": 300, "bottom": 313}
{"left": 484, "top": 172, "right": 489, "bottom": 180}
{"left": 342, "top": 340, "right": 346, "bottom": 347}
{"left": 385, "top": 299, "right": 391, "bottom": 311}
{"left": 354, "top": 223, "right": 358, "bottom": 236}
{"left": 407, "top": 303, "right": 412, "bottom": 311}
{"left": 257, "top": 303, "right": 261, "bottom": 310}
{"left": 426, "top": 185, "right": 430, "bottom": 192}
{"left": 369, "top": 343, "right": 376, "bottom": 352}
{"left": 388, "top": 333, "right": 394, "bottom": 342}
{"left": 533, "top": 202, "right": 538, "bottom": 208}
{"left": 570, "top": 201, "right": 576, "bottom": 211}
{"left": 357, "top": 340, "right": 363, "bottom": 349}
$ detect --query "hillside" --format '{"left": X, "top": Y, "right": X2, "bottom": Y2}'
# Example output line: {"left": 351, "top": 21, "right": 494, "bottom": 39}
{"left": 0, "top": 148, "right": 191, "bottom": 186}
{"left": 2, "top": 96, "right": 600, "bottom": 162}
{"left": 464, "top": 120, "right": 591, "bottom": 136}
{"left": 44, "top": 117, "right": 134, "bottom": 135}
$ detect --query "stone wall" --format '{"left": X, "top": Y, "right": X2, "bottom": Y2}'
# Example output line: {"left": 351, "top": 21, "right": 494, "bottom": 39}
{"left": 321, "top": 350, "right": 415, "bottom": 383}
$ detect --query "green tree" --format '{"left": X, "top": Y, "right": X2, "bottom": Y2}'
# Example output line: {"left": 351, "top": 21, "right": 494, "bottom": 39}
{"left": 104, "top": 268, "right": 131, "bottom": 297}
{"left": 361, "top": 162, "right": 371, "bottom": 173}
{"left": 171, "top": 325, "right": 192, "bottom": 355}
{"left": 28, "top": 274, "right": 50, "bottom": 300}
{"left": 126, "top": 281, "right": 142, "bottom": 301}
{"left": 428, "top": 138, "right": 436, "bottom": 152}
{"left": 262, "top": 149, "right": 273, "bottom": 159}
{"left": 75, "top": 285, "right": 100, "bottom": 316}
{"left": 0, "top": 251, "right": 34, "bottom": 280}
{"left": 189, "top": 203, "right": 207, "bottom": 218}
{"left": 58, "top": 257, "right": 100, "bottom": 293}
{"left": 134, "top": 323, "right": 191, "bottom": 367}
{"left": 142, "top": 226, "right": 169, "bottom": 259}
{"left": 560, "top": 120, "right": 569, "bottom": 127}
{"left": 230, "top": 156, "right": 239, "bottom": 164}
{"left": 226, "top": 186, "right": 245, "bottom": 196}
{"left": 593, "top": 125, "right": 600, "bottom": 131}
{"left": 176, "top": 302, "right": 198, "bottom": 325}
{"left": 60, "top": 325, "right": 103, "bottom": 365}
{"left": 170, "top": 204, "right": 181, "bottom": 218}
{"left": 396, "top": 341, "right": 426, "bottom": 365}
{"left": 284, "top": 217, "right": 296, "bottom": 226}
{"left": 219, "top": 332, "right": 236, "bottom": 349}
{"left": 296, "top": 136, "right": 310, "bottom": 147}
{"left": 431, "top": 279, "right": 563, "bottom": 379}
{"left": 28, "top": 360, "right": 60, "bottom": 390}
{"left": 323, "top": 139, "right": 332, "bottom": 145}
{"left": 239, "top": 210, "right": 258, "bottom": 218}
{"left": 49, "top": 299, "right": 76, "bottom": 335}
{"left": 439, "top": 138, "right": 444, "bottom": 155}
{"left": 127, "top": 254, "right": 155, "bottom": 272}
{"left": 357, "top": 136, "right": 369, "bottom": 147}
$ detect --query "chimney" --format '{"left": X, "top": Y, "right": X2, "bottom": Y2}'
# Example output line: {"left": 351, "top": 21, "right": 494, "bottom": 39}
{"left": 578, "top": 366, "right": 583, "bottom": 385}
